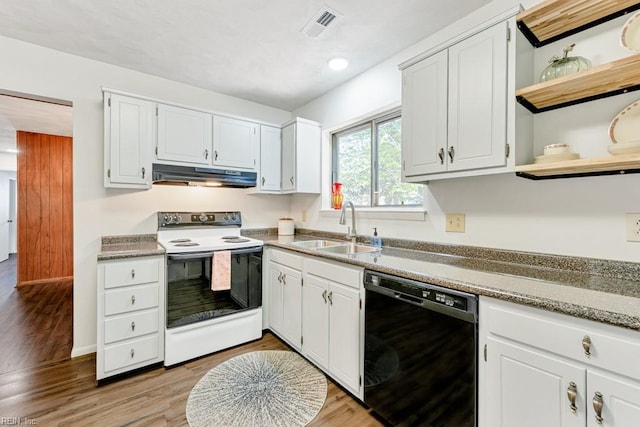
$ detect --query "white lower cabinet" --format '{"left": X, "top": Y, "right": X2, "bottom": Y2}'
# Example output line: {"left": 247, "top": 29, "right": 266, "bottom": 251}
{"left": 480, "top": 297, "right": 640, "bottom": 427}
{"left": 97, "top": 255, "right": 165, "bottom": 380}
{"left": 267, "top": 250, "right": 303, "bottom": 350}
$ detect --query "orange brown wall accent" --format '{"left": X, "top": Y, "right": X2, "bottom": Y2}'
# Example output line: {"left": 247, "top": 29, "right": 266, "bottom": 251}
{"left": 16, "top": 131, "right": 73, "bottom": 286}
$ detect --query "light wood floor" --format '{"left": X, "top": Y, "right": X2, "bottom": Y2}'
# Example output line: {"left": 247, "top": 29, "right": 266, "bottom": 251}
{"left": 0, "top": 260, "right": 384, "bottom": 426}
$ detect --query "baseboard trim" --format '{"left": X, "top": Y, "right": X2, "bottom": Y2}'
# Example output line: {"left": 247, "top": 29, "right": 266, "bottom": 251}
{"left": 16, "top": 276, "right": 73, "bottom": 287}
{"left": 71, "top": 344, "right": 97, "bottom": 358}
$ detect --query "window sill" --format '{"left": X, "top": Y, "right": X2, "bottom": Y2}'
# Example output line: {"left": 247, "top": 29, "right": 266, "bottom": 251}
{"left": 319, "top": 207, "right": 427, "bottom": 221}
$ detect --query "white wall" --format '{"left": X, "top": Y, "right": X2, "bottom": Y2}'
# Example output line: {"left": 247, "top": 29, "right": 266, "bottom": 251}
{"left": 0, "top": 153, "right": 16, "bottom": 171}
{"left": 292, "top": 0, "right": 640, "bottom": 262}
{"left": 0, "top": 35, "right": 292, "bottom": 356}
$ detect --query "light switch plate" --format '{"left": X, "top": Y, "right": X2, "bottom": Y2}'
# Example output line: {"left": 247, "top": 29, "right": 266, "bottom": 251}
{"left": 446, "top": 213, "right": 465, "bottom": 233}
{"left": 626, "top": 213, "right": 640, "bottom": 242}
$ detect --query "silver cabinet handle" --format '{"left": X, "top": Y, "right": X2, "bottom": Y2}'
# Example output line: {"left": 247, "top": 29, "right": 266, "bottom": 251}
{"left": 438, "top": 148, "right": 445, "bottom": 165}
{"left": 290, "top": 176, "right": 294, "bottom": 185}
{"left": 214, "top": 150, "right": 218, "bottom": 161}
{"left": 282, "top": 274, "right": 286, "bottom": 285}
{"left": 448, "top": 146, "right": 455, "bottom": 163}
{"left": 567, "top": 382, "right": 577, "bottom": 413}
{"left": 130, "top": 349, "right": 135, "bottom": 358}
{"left": 593, "top": 392, "right": 604, "bottom": 424}
{"left": 131, "top": 295, "right": 136, "bottom": 305}
{"left": 141, "top": 167, "right": 145, "bottom": 178}
{"left": 204, "top": 149, "right": 209, "bottom": 159}
{"left": 277, "top": 272, "right": 282, "bottom": 283}
{"left": 131, "top": 269, "right": 135, "bottom": 279}
{"left": 327, "top": 291, "right": 333, "bottom": 305}
{"left": 131, "top": 321, "right": 136, "bottom": 331}
{"left": 322, "top": 290, "right": 327, "bottom": 304}
{"left": 261, "top": 177, "right": 265, "bottom": 186}
{"left": 582, "top": 335, "right": 591, "bottom": 357}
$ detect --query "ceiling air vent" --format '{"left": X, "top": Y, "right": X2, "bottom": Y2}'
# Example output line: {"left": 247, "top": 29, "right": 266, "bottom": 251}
{"left": 301, "top": 4, "right": 343, "bottom": 39}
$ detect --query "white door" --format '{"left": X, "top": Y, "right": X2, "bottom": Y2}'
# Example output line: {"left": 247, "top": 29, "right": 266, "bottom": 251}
{"left": 328, "top": 282, "right": 361, "bottom": 393}
{"left": 486, "top": 336, "right": 586, "bottom": 427}
{"left": 0, "top": 173, "right": 9, "bottom": 262}
{"left": 281, "top": 265, "right": 302, "bottom": 350}
{"left": 106, "top": 94, "right": 153, "bottom": 187}
{"left": 401, "top": 49, "right": 448, "bottom": 177}
{"left": 447, "top": 21, "right": 508, "bottom": 172}
{"left": 157, "top": 104, "right": 212, "bottom": 165}
{"left": 302, "top": 274, "right": 329, "bottom": 370}
{"left": 280, "top": 123, "right": 296, "bottom": 192}
{"left": 9, "top": 178, "right": 16, "bottom": 254}
{"left": 213, "top": 116, "right": 258, "bottom": 170}
{"left": 268, "top": 263, "right": 284, "bottom": 335}
{"left": 587, "top": 370, "right": 640, "bottom": 427}
{"left": 259, "top": 125, "right": 281, "bottom": 191}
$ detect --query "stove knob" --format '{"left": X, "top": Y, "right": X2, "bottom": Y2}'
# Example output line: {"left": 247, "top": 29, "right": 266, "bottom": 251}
{"left": 199, "top": 213, "right": 208, "bottom": 223}
{"left": 163, "top": 214, "right": 172, "bottom": 224}
{"left": 173, "top": 214, "right": 181, "bottom": 224}
{"left": 231, "top": 213, "right": 237, "bottom": 221}
{"left": 224, "top": 213, "right": 229, "bottom": 221}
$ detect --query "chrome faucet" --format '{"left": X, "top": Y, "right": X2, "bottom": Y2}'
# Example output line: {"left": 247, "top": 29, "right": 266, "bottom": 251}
{"left": 339, "top": 201, "right": 357, "bottom": 243}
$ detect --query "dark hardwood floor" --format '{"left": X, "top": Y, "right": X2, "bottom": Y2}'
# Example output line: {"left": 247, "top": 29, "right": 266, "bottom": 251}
{"left": 0, "top": 257, "right": 382, "bottom": 426}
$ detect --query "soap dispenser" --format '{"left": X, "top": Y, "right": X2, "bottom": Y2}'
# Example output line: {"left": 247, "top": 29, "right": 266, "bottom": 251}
{"left": 371, "top": 227, "right": 382, "bottom": 248}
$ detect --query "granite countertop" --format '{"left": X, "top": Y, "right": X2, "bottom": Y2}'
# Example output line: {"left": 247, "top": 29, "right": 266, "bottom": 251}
{"left": 98, "top": 234, "right": 165, "bottom": 260}
{"left": 256, "top": 233, "right": 640, "bottom": 331}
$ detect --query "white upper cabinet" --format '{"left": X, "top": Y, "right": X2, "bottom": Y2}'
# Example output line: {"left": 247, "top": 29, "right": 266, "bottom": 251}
{"left": 401, "top": 8, "right": 533, "bottom": 182}
{"left": 156, "top": 104, "right": 213, "bottom": 165}
{"left": 213, "top": 116, "right": 259, "bottom": 171}
{"left": 281, "top": 118, "right": 321, "bottom": 194}
{"left": 103, "top": 92, "right": 154, "bottom": 189}
{"left": 258, "top": 125, "right": 281, "bottom": 191}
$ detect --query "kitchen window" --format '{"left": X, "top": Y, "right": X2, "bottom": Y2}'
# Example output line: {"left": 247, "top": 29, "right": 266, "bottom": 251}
{"left": 331, "top": 111, "right": 423, "bottom": 207}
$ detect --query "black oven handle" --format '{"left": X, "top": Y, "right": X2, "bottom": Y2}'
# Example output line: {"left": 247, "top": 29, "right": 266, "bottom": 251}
{"left": 167, "top": 246, "right": 262, "bottom": 261}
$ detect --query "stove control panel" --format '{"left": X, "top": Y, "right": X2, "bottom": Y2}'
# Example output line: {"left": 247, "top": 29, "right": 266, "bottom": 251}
{"left": 157, "top": 211, "right": 242, "bottom": 228}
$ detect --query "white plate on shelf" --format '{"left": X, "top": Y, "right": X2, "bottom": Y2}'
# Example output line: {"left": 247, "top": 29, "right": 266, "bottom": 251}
{"left": 621, "top": 11, "right": 640, "bottom": 52}
{"left": 608, "top": 141, "right": 640, "bottom": 155}
{"left": 534, "top": 152, "right": 579, "bottom": 164}
{"left": 608, "top": 99, "right": 640, "bottom": 144}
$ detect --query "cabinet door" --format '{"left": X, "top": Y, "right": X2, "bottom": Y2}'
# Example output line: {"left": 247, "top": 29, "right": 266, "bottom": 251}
{"left": 294, "top": 120, "right": 321, "bottom": 193}
{"left": 281, "top": 123, "right": 296, "bottom": 192}
{"left": 328, "top": 282, "right": 361, "bottom": 393}
{"left": 448, "top": 21, "right": 508, "bottom": 172}
{"left": 105, "top": 94, "right": 153, "bottom": 188}
{"left": 157, "top": 104, "right": 212, "bottom": 165}
{"left": 213, "top": 116, "right": 259, "bottom": 170}
{"left": 486, "top": 336, "right": 586, "bottom": 427}
{"left": 302, "top": 274, "right": 329, "bottom": 370}
{"left": 587, "top": 370, "right": 640, "bottom": 427}
{"left": 281, "top": 265, "right": 302, "bottom": 349}
{"left": 259, "top": 125, "right": 281, "bottom": 191}
{"left": 401, "top": 49, "right": 448, "bottom": 177}
{"left": 268, "top": 263, "right": 284, "bottom": 335}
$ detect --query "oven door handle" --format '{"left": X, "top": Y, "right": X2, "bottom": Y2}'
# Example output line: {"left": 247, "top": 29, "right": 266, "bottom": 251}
{"left": 167, "top": 246, "right": 262, "bottom": 261}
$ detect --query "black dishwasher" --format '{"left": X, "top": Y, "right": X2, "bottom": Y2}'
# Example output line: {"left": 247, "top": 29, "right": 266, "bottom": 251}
{"left": 364, "top": 269, "right": 478, "bottom": 426}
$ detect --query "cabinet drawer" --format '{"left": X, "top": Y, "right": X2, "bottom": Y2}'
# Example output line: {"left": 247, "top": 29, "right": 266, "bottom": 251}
{"left": 103, "top": 334, "right": 159, "bottom": 373}
{"left": 271, "top": 249, "right": 303, "bottom": 270}
{"left": 104, "top": 309, "right": 159, "bottom": 344}
{"left": 104, "top": 283, "right": 159, "bottom": 316}
{"left": 305, "top": 257, "right": 362, "bottom": 289}
{"left": 483, "top": 298, "right": 640, "bottom": 380}
{"left": 104, "top": 258, "right": 160, "bottom": 289}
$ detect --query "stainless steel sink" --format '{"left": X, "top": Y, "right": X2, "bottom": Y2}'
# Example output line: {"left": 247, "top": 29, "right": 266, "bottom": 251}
{"left": 290, "top": 239, "right": 344, "bottom": 249}
{"left": 316, "top": 243, "right": 379, "bottom": 255}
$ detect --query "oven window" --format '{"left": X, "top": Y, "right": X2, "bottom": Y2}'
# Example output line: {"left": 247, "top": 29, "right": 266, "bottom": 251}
{"left": 166, "top": 249, "right": 262, "bottom": 328}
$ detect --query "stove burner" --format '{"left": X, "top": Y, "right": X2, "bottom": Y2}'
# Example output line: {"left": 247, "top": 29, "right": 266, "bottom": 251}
{"left": 222, "top": 236, "right": 239, "bottom": 240}
{"left": 169, "top": 238, "right": 192, "bottom": 243}
{"left": 174, "top": 242, "right": 200, "bottom": 247}
{"left": 223, "top": 238, "right": 250, "bottom": 243}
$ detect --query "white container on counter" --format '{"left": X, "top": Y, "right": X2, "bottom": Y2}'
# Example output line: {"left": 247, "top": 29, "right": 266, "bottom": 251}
{"left": 278, "top": 218, "right": 295, "bottom": 236}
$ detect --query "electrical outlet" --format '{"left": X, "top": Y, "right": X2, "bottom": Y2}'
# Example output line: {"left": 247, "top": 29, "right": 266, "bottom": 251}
{"left": 626, "top": 213, "right": 640, "bottom": 242}
{"left": 446, "top": 213, "right": 465, "bottom": 233}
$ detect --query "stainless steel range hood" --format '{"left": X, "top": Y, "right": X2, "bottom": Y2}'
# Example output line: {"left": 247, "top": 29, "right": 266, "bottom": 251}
{"left": 152, "top": 164, "right": 257, "bottom": 188}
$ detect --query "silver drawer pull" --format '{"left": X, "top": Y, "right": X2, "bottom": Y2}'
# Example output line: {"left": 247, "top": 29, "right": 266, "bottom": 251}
{"left": 567, "top": 382, "right": 577, "bottom": 413}
{"left": 131, "top": 269, "right": 135, "bottom": 279}
{"left": 131, "top": 321, "right": 136, "bottom": 331}
{"left": 327, "top": 291, "right": 333, "bottom": 305}
{"left": 582, "top": 335, "right": 591, "bottom": 357}
{"left": 277, "top": 272, "right": 282, "bottom": 283}
{"left": 282, "top": 274, "right": 286, "bottom": 285}
{"left": 131, "top": 295, "right": 136, "bottom": 305}
{"left": 322, "top": 290, "right": 327, "bottom": 304}
{"left": 593, "top": 392, "right": 604, "bottom": 424}
{"left": 130, "top": 349, "right": 135, "bottom": 358}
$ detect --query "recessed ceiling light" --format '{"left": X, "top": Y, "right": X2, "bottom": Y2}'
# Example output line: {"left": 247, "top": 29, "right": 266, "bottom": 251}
{"left": 328, "top": 57, "right": 349, "bottom": 71}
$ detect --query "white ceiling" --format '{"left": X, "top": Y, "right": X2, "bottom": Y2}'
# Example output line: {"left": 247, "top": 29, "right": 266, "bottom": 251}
{"left": 0, "top": 0, "right": 491, "bottom": 112}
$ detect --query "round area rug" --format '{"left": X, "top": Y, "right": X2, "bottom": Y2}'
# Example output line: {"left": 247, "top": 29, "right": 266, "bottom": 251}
{"left": 186, "top": 350, "right": 327, "bottom": 427}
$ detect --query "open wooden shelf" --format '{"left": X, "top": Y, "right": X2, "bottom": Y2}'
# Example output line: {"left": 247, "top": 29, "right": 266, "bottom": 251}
{"left": 515, "top": 153, "right": 640, "bottom": 180}
{"left": 517, "top": 0, "right": 640, "bottom": 47}
{"left": 515, "top": 54, "right": 640, "bottom": 113}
